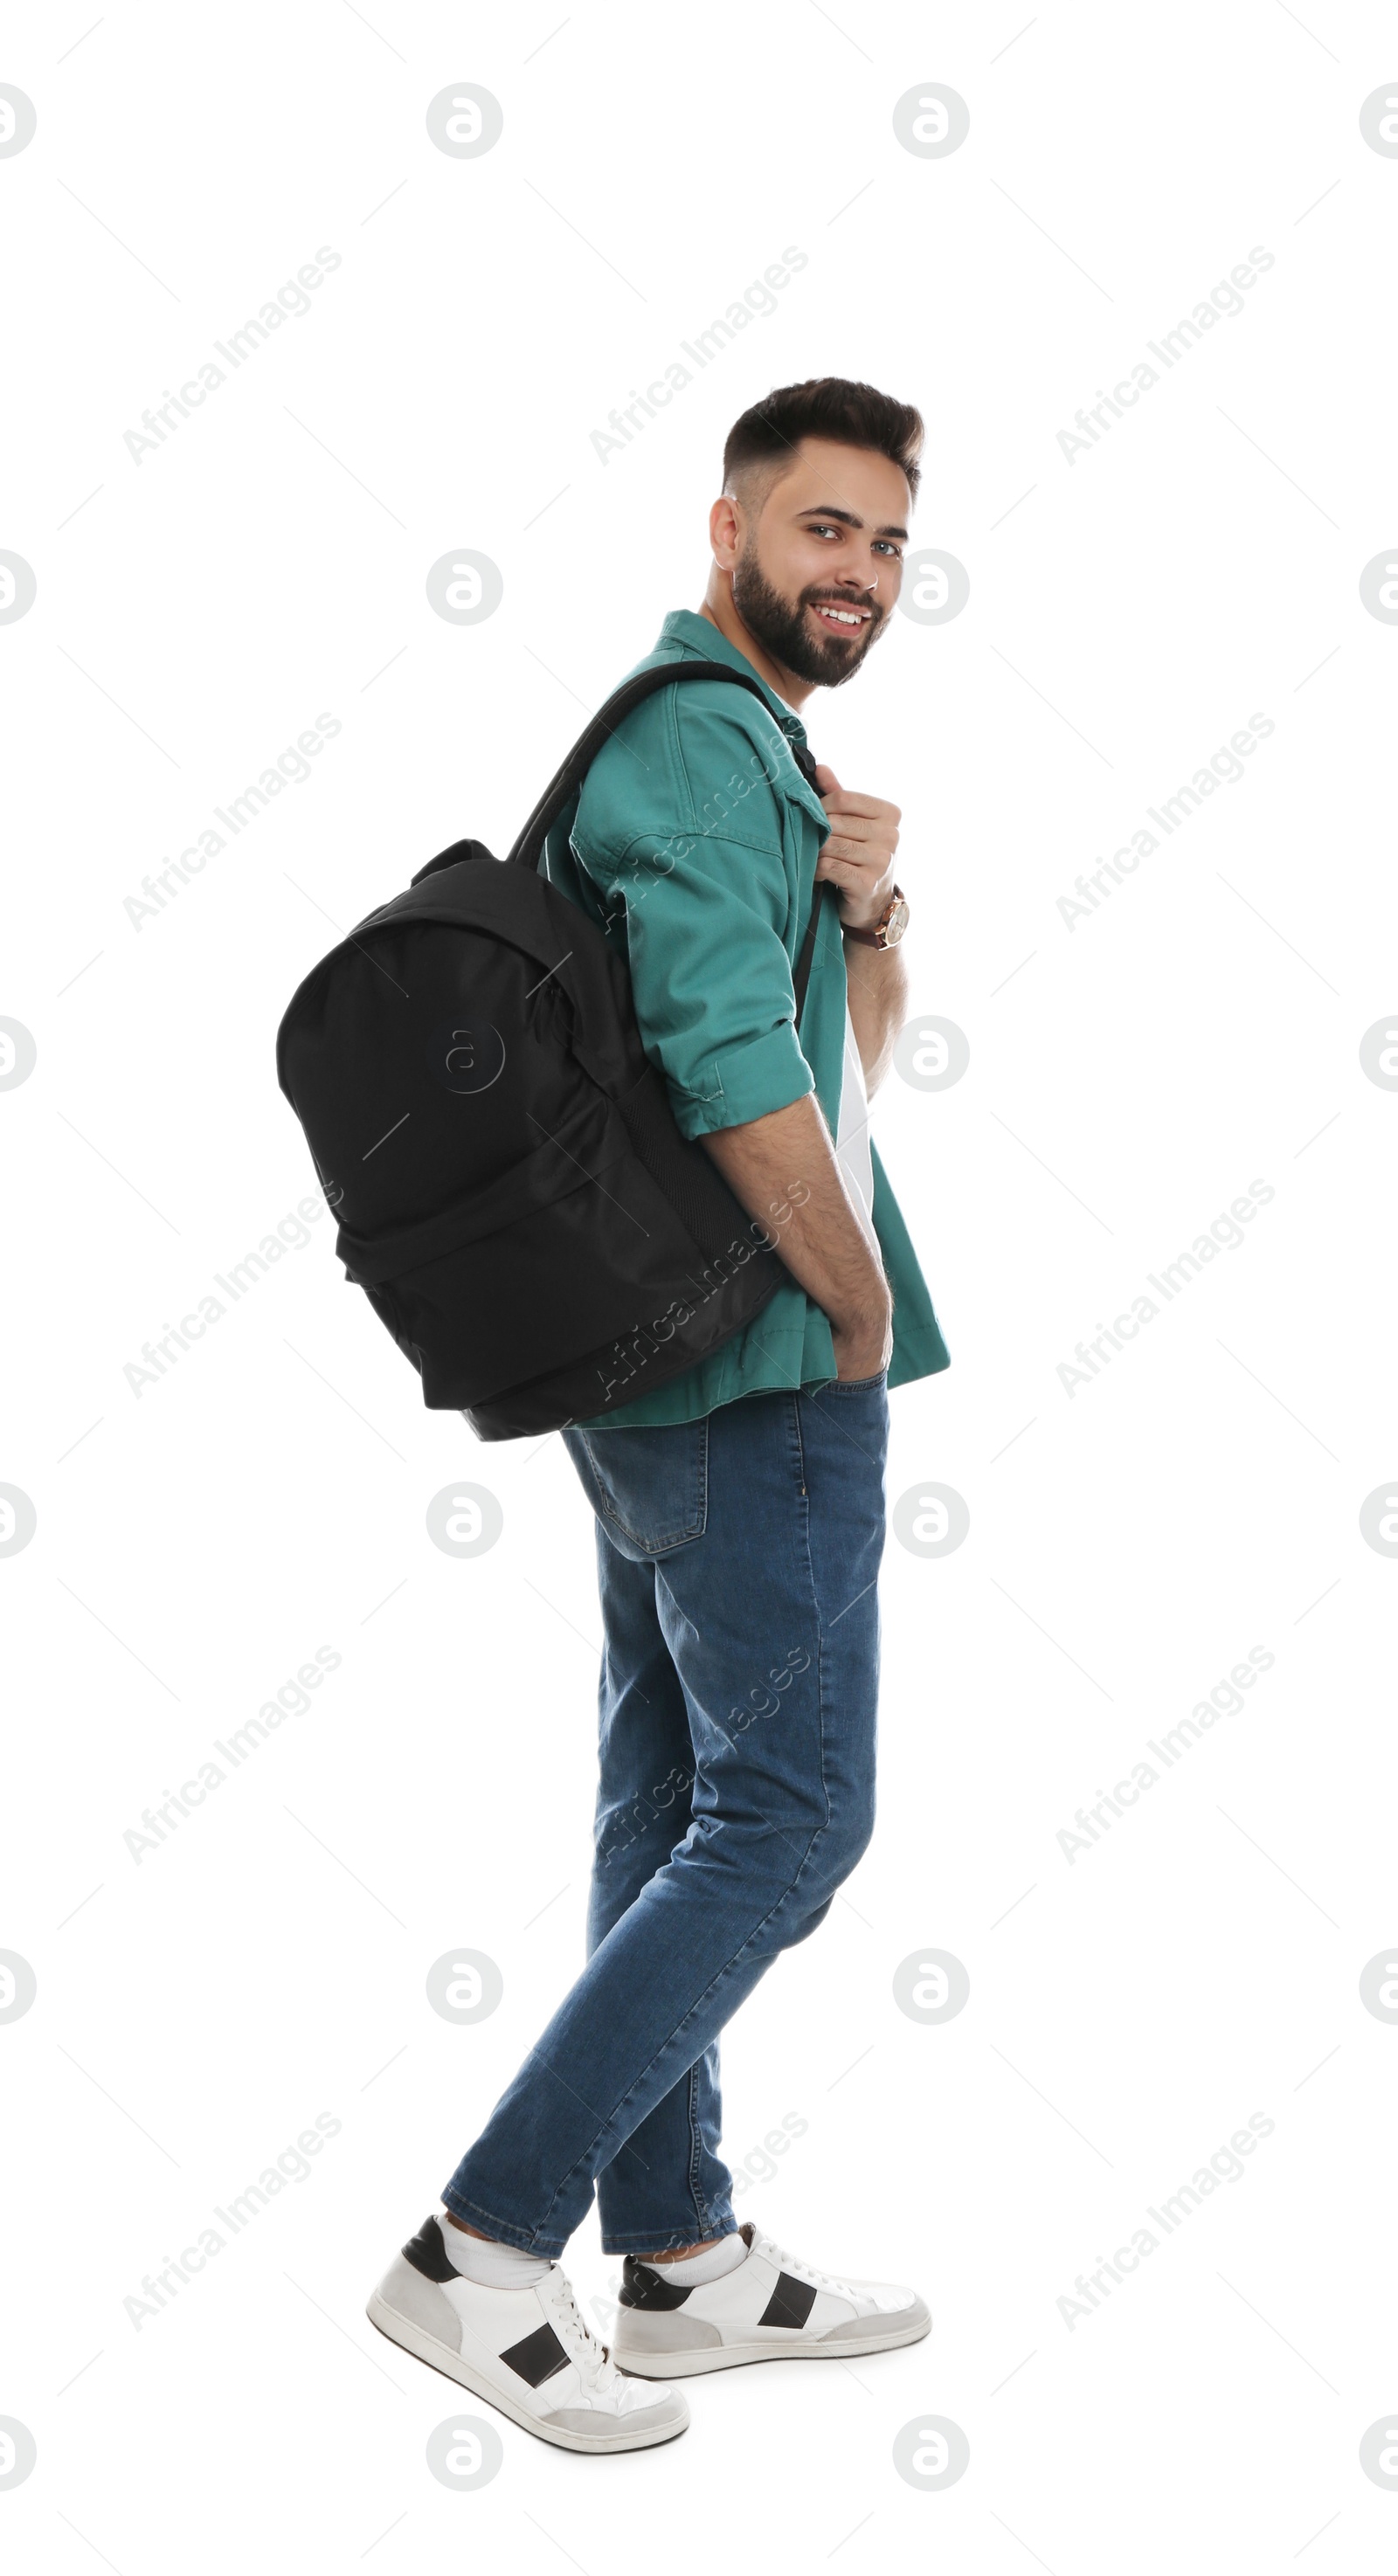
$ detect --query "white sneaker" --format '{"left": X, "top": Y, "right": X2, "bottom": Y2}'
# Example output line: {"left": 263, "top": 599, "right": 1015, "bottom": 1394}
{"left": 367, "top": 2215, "right": 689, "bottom": 2453}
{"left": 612, "top": 2220, "right": 931, "bottom": 2377}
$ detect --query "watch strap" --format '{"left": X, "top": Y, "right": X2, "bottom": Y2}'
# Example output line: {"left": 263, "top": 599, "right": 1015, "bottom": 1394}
{"left": 842, "top": 884, "right": 906, "bottom": 949}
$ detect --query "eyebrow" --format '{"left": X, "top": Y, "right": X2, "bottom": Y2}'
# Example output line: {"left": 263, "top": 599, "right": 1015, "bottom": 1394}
{"left": 793, "top": 503, "right": 910, "bottom": 542}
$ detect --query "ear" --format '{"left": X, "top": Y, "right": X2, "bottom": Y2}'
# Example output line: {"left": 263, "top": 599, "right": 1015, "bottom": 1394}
{"left": 708, "top": 492, "right": 743, "bottom": 571}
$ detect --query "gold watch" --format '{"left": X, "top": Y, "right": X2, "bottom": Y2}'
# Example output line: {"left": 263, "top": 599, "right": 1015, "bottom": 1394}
{"left": 842, "top": 884, "right": 910, "bottom": 950}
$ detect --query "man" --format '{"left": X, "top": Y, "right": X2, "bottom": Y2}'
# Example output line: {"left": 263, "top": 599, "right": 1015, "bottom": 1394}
{"left": 368, "top": 378, "right": 951, "bottom": 2453}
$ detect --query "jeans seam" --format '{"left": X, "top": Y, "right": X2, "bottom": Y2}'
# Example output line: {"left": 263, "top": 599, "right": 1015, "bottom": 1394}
{"left": 686, "top": 2058, "right": 708, "bottom": 2240}
{"left": 794, "top": 1390, "right": 834, "bottom": 1834}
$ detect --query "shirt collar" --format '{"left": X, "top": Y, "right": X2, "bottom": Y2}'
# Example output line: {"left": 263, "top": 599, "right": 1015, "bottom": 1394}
{"left": 656, "top": 609, "right": 809, "bottom": 746}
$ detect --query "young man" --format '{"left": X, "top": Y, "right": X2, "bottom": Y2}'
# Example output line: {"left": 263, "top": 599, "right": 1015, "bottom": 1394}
{"left": 368, "top": 379, "right": 951, "bottom": 2452}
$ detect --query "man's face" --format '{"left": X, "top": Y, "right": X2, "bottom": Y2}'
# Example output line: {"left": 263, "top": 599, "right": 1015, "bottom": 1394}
{"left": 729, "top": 436, "right": 911, "bottom": 689}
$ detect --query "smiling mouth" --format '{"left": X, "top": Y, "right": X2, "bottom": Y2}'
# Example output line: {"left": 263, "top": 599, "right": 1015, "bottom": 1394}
{"left": 809, "top": 599, "right": 875, "bottom": 632}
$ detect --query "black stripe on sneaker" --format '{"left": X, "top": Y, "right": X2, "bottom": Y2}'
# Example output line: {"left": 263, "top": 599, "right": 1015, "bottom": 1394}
{"left": 499, "top": 2322, "right": 571, "bottom": 2387}
{"left": 402, "top": 2216, "right": 456, "bottom": 2282}
{"left": 758, "top": 2269, "right": 818, "bottom": 2331}
{"left": 619, "top": 2258, "right": 693, "bottom": 2311}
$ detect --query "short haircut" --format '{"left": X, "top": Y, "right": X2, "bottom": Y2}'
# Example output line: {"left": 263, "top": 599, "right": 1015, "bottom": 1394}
{"left": 723, "top": 376, "right": 924, "bottom": 507}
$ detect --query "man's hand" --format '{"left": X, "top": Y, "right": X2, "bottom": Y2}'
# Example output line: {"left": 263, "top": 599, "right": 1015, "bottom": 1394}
{"left": 813, "top": 761, "right": 910, "bottom": 1099}
{"left": 813, "top": 763, "right": 899, "bottom": 933}
{"left": 830, "top": 1307, "right": 894, "bottom": 1382}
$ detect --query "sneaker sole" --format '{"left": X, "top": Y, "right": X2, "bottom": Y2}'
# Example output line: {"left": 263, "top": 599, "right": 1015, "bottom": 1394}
{"left": 366, "top": 2290, "right": 689, "bottom": 2453}
{"left": 613, "top": 2310, "right": 932, "bottom": 2377}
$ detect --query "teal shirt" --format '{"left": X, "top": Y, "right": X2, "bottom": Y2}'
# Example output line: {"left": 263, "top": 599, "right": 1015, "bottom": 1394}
{"left": 541, "top": 609, "right": 951, "bottom": 1426}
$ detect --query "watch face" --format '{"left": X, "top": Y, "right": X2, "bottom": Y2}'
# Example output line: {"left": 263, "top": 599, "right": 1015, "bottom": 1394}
{"left": 883, "top": 895, "right": 910, "bottom": 946}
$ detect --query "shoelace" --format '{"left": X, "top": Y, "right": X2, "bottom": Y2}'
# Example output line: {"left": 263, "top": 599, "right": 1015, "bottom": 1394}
{"left": 753, "top": 2232, "right": 855, "bottom": 2301}
{"left": 546, "top": 2275, "right": 617, "bottom": 2390}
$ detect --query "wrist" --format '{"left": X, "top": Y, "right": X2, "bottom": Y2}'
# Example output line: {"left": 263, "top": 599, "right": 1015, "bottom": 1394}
{"left": 839, "top": 880, "right": 892, "bottom": 933}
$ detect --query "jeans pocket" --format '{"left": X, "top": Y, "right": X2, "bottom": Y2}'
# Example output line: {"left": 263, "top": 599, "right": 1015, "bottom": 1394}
{"left": 830, "top": 1367, "right": 889, "bottom": 1395}
{"left": 563, "top": 1418, "right": 709, "bottom": 1559}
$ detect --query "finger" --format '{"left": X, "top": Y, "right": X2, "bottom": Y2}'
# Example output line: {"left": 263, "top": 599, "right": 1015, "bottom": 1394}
{"left": 813, "top": 761, "right": 842, "bottom": 794}
{"left": 819, "top": 790, "right": 898, "bottom": 823}
{"left": 815, "top": 848, "right": 881, "bottom": 885}
{"left": 818, "top": 835, "right": 880, "bottom": 866}
{"left": 820, "top": 815, "right": 897, "bottom": 852}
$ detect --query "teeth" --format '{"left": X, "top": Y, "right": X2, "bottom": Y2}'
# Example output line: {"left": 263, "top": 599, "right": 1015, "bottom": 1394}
{"left": 817, "top": 606, "right": 863, "bottom": 624}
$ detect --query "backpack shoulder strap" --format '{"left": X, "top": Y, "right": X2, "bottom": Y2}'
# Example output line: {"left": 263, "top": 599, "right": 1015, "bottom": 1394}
{"left": 506, "top": 658, "right": 810, "bottom": 869}
{"left": 506, "top": 654, "right": 834, "bottom": 1021}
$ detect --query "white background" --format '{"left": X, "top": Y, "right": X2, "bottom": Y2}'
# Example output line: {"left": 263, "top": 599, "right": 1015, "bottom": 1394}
{"left": 3, "top": 2, "right": 1398, "bottom": 2567}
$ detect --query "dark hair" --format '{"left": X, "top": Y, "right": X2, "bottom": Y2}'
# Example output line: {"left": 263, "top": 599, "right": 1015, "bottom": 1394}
{"left": 723, "top": 376, "right": 923, "bottom": 501}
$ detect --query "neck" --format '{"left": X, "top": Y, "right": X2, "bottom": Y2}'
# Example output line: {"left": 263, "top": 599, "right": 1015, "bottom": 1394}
{"left": 698, "top": 584, "right": 813, "bottom": 710}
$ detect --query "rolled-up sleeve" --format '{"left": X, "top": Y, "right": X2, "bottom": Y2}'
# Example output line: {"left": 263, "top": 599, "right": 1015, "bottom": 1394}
{"left": 576, "top": 818, "right": 815, "bottom": 1140}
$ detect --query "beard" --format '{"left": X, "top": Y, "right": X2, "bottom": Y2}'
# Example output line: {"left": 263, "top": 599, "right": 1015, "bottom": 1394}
{"left": 730, "top": 548, "right": 887, "bottom": 689}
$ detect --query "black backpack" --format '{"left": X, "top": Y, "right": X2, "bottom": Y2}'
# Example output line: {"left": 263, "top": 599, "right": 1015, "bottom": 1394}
{"left": 275, "top": 661, "right": 833, "bottom": 1440}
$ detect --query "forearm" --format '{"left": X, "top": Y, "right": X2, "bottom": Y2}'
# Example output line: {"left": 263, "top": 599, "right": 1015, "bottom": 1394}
{"left": 843, "top": 935, "right": 910, "bottom": 1095}
{"left": 699, "top": 1093, "right": 890, "bottom": 1345}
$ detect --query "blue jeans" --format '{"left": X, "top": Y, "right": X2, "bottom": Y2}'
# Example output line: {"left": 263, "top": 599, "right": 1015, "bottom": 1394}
{"left": 441, "top": 1373, "right": 889, "bottom": 2257}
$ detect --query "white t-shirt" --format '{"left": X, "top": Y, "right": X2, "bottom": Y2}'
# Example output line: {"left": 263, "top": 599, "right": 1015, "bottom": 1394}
{"left": 835, "top": 1003, "right": 875, "bottom": 1227}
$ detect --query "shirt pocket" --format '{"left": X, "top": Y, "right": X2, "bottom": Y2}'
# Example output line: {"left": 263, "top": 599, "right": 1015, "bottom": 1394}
{"left": 563, "top": 1418, "right": 709, "bottom": 1559}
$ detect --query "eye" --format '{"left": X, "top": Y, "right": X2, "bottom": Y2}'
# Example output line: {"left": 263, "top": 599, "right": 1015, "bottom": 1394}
{"left": 874, "top": 539, "right": 903, "bottom": 559}
{"left": 807, "top": 521, "right": 841, "bottom": 540}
